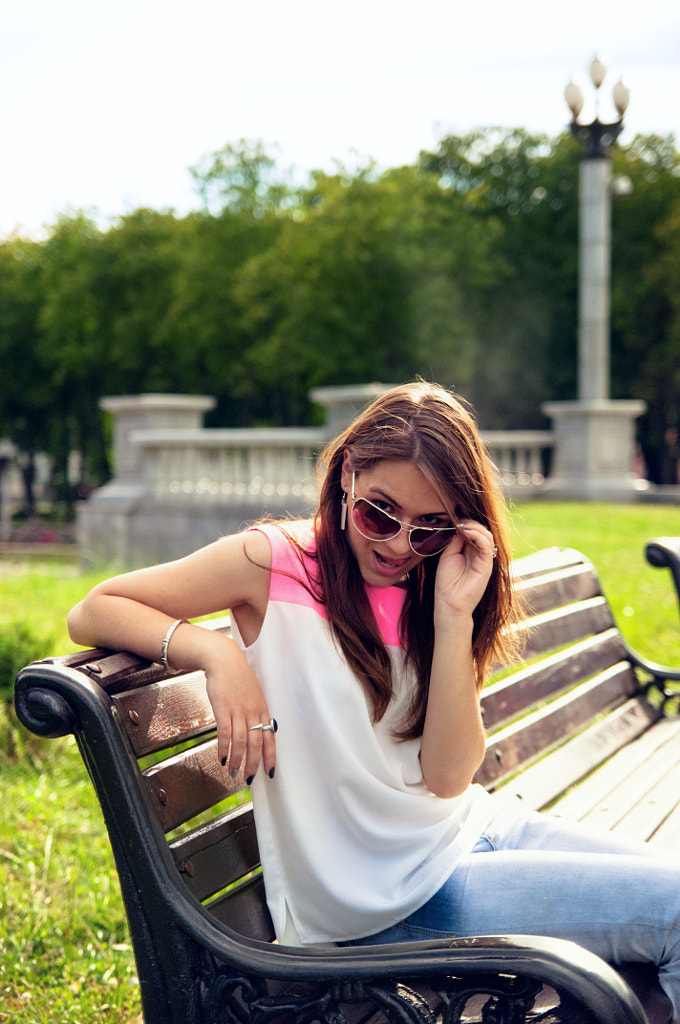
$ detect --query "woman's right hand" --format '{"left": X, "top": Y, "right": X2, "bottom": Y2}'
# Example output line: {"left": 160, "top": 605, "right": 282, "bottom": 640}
{"left": 203, "top": 637, "right": 276, "bottom": 782}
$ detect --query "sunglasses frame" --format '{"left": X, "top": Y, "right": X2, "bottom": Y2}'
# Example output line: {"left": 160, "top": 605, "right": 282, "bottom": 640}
{"left": 350, "top": 474, "right": 458, "bottom": 557}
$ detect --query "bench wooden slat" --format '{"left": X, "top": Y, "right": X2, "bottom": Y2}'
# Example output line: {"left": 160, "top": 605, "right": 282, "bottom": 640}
{"left": 519, "top": 596, "right": 616, "bottom": 660}
{"left": 577, "top": 720, "right": 680, "bottom": 836}
{"left": 505, "top": 696, "right": 662, "bottom": 811}
{"left": 477, "top": 661, "right": 641, "bottom": 789}
{"left": 648, "top": 779, "right": 680, "bottom": 850}
{"left": 612, "top": 742, "right": 680, "bottom": 842}
{"left": 482, "top": 628, "right": 629, "bottom": 731}
{"left": 114, "top": 672, "right": 215, "bottom": 756}
{"left": 170, "top": 804, "right": 260, "bottom": 902}
{"left": 549, "top": 713, "right": 677, "bottom": 824}
{"left": 650, "top": 815, "right": 680, "bottom": 851}
{"left": 144, "top": 737, "right": 240, "bottom": 832}
{"left": 205, "top": 874, "right": 275, "bottom": 941}
{"left": 517, "top": 562, "right": 602, "bottom": 616}
{"left": 511, "top": 546, "right": 589, "bottom": 581}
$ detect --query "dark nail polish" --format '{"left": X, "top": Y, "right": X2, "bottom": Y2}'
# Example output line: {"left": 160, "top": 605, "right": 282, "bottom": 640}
{"left": 246, "top": 775, "right": 255, "bottom": 786}
{"left": 230, "top": 769, "right": 239, "bottom": 779}
{"left": 268, "top": 767, "right": 276, "bottom": 779}
{"left": 220, "top": 756, "right": 227, "bottom": 766}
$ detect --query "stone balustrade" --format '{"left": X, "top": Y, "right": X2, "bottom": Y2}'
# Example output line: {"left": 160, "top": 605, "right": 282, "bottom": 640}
{"left": 132, "top": 426, "right": 554, "bottom": 501}
{"left": 77, "top": 389, "right": 555, "bottom": 567}
{"left": 483, "top": 431, "right": 555, "bottom": 487}
{"left": 134, "top": 427, "right": 326, "bottom": 503}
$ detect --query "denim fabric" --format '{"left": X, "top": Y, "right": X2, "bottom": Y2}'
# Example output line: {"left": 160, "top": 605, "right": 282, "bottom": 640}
{"left": 346, "top": 808, "right": 680, "bottom": 1021}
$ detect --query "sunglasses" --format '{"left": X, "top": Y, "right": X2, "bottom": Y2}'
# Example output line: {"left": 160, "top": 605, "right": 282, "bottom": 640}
{"left": 350, "top": 474, "right": 458, "bottom": 557}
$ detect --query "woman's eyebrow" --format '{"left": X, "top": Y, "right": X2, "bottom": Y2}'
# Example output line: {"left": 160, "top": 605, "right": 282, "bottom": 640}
{"left": 370, "top": 488, "right": 448, "bottom": 517}
{"left": 367, "top": 487, "right": 401, "bottom": 509}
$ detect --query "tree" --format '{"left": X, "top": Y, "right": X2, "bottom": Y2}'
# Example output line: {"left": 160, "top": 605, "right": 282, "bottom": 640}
{"left": 0, "top": 236, "right": 50, "bottom": 510}
{"left": 228, "top": 157, "right": 509, "bottom": 424}
{"left": 160, "top": 208, "right": 286, "bottom": 426}
{"left": 37, "top": 209, "right": 187, "bottom": 493}
{"left": 36, "top": 213, "right": 110, "bottom": 498}
{"left": 232, "top": 166, "right": 414, "bottom": 424}
{"left": 189, "top": 139, "right": 298, "bottom": 218}
{"left": 609, "top": 134, "right": 680, "bottom": 483}
{"left": 419, "top": 128, "right": 582, "bottom": 428}
{"left": 379, "top": 162, "right": 505, "bottom": 393}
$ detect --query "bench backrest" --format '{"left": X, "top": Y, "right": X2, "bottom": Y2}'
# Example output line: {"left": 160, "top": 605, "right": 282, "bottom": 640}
{"left": 16, "top": 547, "right": 654, "bottom": 945}
{"left": 477, "top": 547, "right": 658, "bottom": 802}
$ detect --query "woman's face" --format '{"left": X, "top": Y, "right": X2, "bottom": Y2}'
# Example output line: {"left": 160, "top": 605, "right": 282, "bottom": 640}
{"left": 339, "top": 458, "right": 454, "bottom": 587}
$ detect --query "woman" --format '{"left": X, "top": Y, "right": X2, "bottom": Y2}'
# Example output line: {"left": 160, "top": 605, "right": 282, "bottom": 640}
{"left": 68, "top": 381, "right": 680, "bottom": 1017}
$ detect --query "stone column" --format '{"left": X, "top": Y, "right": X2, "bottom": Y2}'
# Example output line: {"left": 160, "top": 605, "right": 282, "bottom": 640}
{"left": 101, "top": 394, "right": 216, "bottom": 483}
{"left": 578, "top": 157, "right": 611, "bottom": 402}
{"left": 78, "top": 394, "right": 216, "bottom": 566}
{"left": 309, "top": 383, "right": 397, "bottom": 439}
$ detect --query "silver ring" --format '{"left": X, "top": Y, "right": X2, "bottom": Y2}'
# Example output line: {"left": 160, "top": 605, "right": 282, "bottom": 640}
{"left": 248, "top": 718, "right": 278, "bottom": 734}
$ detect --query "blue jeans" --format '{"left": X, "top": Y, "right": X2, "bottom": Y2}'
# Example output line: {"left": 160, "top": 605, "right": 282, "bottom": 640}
{"left": 347, "top": 808, "right": 680, "bottom": 1021}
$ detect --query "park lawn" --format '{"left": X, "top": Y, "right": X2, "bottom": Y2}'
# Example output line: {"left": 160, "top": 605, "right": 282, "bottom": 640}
{"left": 0, "top": 717, "right": 142, "bottom": 1023}
{"left": 0, "top": 568, "right": 141, "bottom": 1022}
{"left": 510, "top": 501, "right": 680, "bottom": 666}
{"left": 0, "top": 500, "right": 678, "bottom": 1023}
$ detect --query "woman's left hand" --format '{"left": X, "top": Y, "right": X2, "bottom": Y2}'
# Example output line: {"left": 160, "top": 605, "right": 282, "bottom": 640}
{"left": 422, "top": 519, "right": 494, "bottom": 796}
{"left": 433, "top": 520, "right": 496, "bottom": 620}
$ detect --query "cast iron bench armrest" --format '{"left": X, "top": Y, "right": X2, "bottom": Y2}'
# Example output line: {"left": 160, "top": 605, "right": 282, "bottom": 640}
{"left": 646, "top": 537, "right": 680, "bottom": 621}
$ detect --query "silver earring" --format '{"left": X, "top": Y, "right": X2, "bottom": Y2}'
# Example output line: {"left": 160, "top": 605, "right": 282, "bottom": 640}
{"left": 340, "top": 492, "right": 347, "bottom": 531}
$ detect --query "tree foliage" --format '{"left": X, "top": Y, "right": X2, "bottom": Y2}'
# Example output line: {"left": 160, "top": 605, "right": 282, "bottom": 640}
{"left": 1, "top": 131, "right": 680, "bottom": 498}
{"left": 419, "top": 129, "right": 582, "bottom": 426}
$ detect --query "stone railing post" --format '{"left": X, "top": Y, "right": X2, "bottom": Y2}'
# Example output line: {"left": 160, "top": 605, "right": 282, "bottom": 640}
{"left": 101, "top": 394, "right": 216, "bottom": 484}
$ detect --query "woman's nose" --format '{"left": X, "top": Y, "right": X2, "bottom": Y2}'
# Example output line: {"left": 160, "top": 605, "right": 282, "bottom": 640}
{"left": 384, "top": 526, "right": 413, "bottom": 556}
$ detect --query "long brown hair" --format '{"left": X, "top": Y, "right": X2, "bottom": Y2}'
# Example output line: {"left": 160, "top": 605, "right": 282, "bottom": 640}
{"left": 300, "top": 381, "right": 520, "bottom": 739}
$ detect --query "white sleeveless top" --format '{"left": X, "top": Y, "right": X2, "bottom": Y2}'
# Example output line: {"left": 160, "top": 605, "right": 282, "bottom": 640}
{"left": 232, "top": 522, "right": 500, "bottom": 945}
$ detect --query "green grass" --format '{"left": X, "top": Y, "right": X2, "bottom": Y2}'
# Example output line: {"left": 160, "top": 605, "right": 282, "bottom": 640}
{"left": 0, "top": 568, "right": 141, "bottom": 1022}
{"left": 509, "top": 501, "right": 680, "bottom": 665}
{"left": 0, "top": 502, "right": 678, "bottom": 1022}
{"left": 0, "top": 716, "right": 142, "bottom": 1022}
{"left": 0, "top": 565, "right": 102, "bottom": 655}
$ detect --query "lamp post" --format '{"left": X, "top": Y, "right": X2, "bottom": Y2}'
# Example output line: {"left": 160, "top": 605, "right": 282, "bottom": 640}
{"left": 566, "top": 56, "right": 628, "bottom": 402}
{"left": 542, "top": 56, "right": 647, "bottom": 499}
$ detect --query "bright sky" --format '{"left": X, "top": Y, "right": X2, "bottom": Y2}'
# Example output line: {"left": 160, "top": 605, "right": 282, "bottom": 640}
{"left": 3, "top": 0, "right": 679, "bottom": 239}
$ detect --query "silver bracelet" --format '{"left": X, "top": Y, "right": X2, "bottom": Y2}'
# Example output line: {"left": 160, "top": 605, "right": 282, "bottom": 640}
{"left": 161, "top": 619, "right": 189, "bottom": 673}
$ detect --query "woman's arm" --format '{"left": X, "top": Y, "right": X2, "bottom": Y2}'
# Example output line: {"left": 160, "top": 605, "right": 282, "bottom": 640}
{"left": 418, "top": 522, "right": 494, "bottom": 798}
{"left": 67, "top": 530, "right": 276, "bottom": 782}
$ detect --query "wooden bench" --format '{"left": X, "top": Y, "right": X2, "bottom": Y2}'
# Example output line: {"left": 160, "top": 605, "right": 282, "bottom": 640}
{"left": 14, "top": 542, "right": 680, "bottom": 1024}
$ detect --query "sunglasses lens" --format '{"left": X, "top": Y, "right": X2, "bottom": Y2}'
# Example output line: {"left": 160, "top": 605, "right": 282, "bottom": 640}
{"left": 409, "top": 529, "right": 452, "bottom": 556}
{"left": 352, "top": 499, "right": 400, "bottom": 540}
